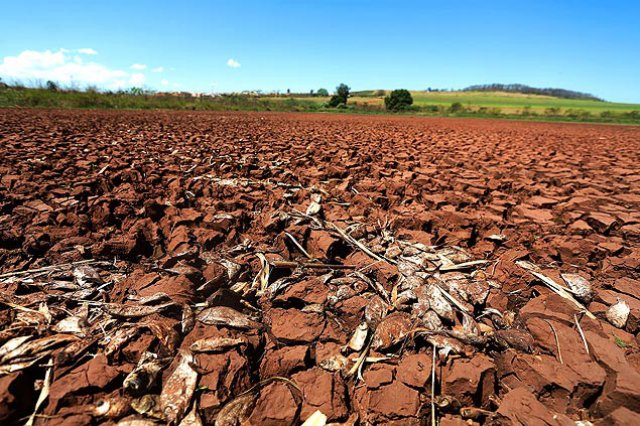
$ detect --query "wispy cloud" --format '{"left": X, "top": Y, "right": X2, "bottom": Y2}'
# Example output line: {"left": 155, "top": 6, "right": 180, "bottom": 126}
{"left": 226, "top": 58, "right": 241, "bottom": 68}
{"left": 131, "top": 63, "right": 147, "bottom": 70}
{"left": 78, "top": 48, "right": 98, "bottom": 55}
{"left": 160, "top": 79, "right": 169, "bottom": 86}
{"left": 152, "top": 66, "right": 164, "bottom": 73}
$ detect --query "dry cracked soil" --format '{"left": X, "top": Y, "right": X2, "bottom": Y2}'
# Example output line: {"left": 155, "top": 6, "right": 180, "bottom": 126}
{"left": 1, "top": 109, "right": 640, "bottom": 425}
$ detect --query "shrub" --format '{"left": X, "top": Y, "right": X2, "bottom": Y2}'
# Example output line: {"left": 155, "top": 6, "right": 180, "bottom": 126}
{"left": 384, "top": 89, "right": 413, "bottom": 111}
{"left": 449, "top": 102, "right": 464, "bottom": 113}
{"left": 373, "top": 89, "right": 386, "bottom": 97}
{"left": 328, "top": 83, "right": 350, "bottom": 107}
{"left": 46, "top": 80, "right": 59, "bottom": 91}
{"left": 544, "top": 107, "right": 561, "bottom": 116}
{"left": 565, "top": 108, "right": 591, "bottom": 119}
{"left": 521, "top": 106, "right": 532, "bottom": 116}
{"left": 316, "top": 88, "right": 329, "bottom": 96}
{"left": 626, "top": 110, "right": 640, "bottom": 119}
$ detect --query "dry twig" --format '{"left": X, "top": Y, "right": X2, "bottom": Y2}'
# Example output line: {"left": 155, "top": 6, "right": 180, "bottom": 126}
{"left": 543, "top": 319, "right": 563, "bottom": 364}
{"left": 574, "top": 314, "right": 589, "bottom": 356}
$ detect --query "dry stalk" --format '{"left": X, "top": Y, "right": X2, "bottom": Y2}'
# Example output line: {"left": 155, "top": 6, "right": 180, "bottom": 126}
{"left": 252, "top": 253, "right": 270, "bottom": 293}
{"left": 516, "top": 261, "right": 595, "bottom": 319}
{"left": 543, "top": 319, "right": 563, "bottom": 364}
{"left": 439, "top": 260, "right": 491, "bottom": 272}
{"left": 284, "top": 232, "right": 313, "bottom": 259}
{"left": 434, "top": 283, "right": 470, "bottom": 314}
{"left": 270, "top": 260, "right": 356, "bottom": 270}
{"left": 328, "top": 221, "right": 395, "bottom": 265}
{"left": 574, "top": 314, "right": 590, "bottom": 356}
{"left": 26, "top": 357, "right": 53, "bottom": 426}
{"left": 346, "top": 341, "right": 371, "bottom": 379}
{"left": 431, "top": 342, "right": 437, "bottom": 426}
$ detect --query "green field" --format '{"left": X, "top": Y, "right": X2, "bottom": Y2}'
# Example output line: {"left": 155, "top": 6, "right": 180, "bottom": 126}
{"left": 289, "top": 91, "right": 640, "bottom": 115}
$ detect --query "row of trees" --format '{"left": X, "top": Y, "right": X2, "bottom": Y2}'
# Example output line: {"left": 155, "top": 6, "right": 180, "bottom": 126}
{"left": 463, "top": 83, "right": 603, "bottom": 101}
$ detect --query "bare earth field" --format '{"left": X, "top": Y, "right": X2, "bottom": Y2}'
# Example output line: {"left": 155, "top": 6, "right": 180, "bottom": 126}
{"left": 1, "top": 109, "right": 640, "bottom": 425}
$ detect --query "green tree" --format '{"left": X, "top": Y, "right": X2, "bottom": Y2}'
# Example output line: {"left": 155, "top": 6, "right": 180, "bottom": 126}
{"left": 328, "top": 83, "right": 350, "bottom": 107}
{"left": 46, "top": 80, "right": 59, "bottom": 91}
{"left": 316, "top": 88, "right": 329, "bottom": 96}
{"left": 384, "top": 89, "right": 413, "bottom": 111}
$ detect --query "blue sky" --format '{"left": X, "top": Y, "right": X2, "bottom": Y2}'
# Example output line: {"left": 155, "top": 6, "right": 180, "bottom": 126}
{"left": 1, "top": 0, "right": 638, "bottom": 102}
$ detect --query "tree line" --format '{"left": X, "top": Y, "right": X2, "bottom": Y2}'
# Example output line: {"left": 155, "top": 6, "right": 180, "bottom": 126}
{"left": 462, "top": 83, "right": 603, "bottom": 101}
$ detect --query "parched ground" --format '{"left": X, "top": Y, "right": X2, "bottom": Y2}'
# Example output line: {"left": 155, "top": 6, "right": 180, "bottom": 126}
{"left": 1, "top": 109, "right": 640, "bottom": 425}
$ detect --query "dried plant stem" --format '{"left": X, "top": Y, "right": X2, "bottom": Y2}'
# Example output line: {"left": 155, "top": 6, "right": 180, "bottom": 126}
{"left": 543, "top": 319, "right": 563, "bottom": 364}
{"left": 434, "top": 283, "right": 470, "bottom": 314}
{"left": 284, "top": 232, "right": 312, "bottom": 259}
{"left": 26, "top": 358, "right": 52, "bottom": 426}
{"left": 431, "top": 342, "right": 437, "bottom": 426}
{"left": 439, "top": 260, "right": 491, "bottom": 272}
{"left": 271, "top": 260, "right": 355, "bottom": 270}
{"left": 347, "top": 341, "right": 371, "bottom": 379}
{"left": 328, "top": 221, "right": 395, "bottom": 265}
{"left": 574, "top": 314, "right": 590, "bottom": 356}
{"left": 516, "top": 261, "right": 596, "bottom": 319}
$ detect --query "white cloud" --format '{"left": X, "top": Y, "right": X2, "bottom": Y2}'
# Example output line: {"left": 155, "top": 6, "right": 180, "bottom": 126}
{"left": 129, "top": 73, "right": 146, "bottom": 86}
{"left": 0, "top": 48, "right": 149, "bottom": 89}
{"left": 152, "top": 66, "right": 164, "bottom": 73}
{"left": 0, "top": 49, "right": 128, "bottom": 87}
{"left": 160, "top": 79, "right": 169, "bottom": 86}
{"left": 226, "top": 58, "right": 241, "bottom": 68}
{"left": 131, "top": 63, "right": 147, "bottom": 70}
{"left": 78, "top": 48, "right": 98, "bottom": 55}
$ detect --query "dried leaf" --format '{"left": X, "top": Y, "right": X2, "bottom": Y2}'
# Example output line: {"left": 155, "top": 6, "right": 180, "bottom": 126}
{"left": 252, "top": 253, "right": 271, "bottom": 294}
{"left": 181, "top": 304, "right": 195, "bottom": 335}
{"left": 561, "top": 273, "right": 594, "bottom": 304}
{"left": 319, "top": 355, "right": 349, "bottom": 372}
{"left": 0, "top": 334, "right": 77, "bottom": 364}
{"left": 131, "top": 394, "right": 165, "bottom": 420}
{"left": 53, "top": 315, "right": 89, "bottom": 336}
{"left": 159, "top": 351, "right": 198, "bottom": 424}
{"left": 73, "top": 265, "right": 103, "bottom": 287}
{"left": 102, "top": 326, "right": 140, "bottom": 358}
{"left": 104, "top": 302, "right": 176, "bottom": 319}
{"left": 0, "top": 335, "right": 32, "bottom": 361}
{"left": 347, "top": 323, "right": 368, "bottom": 352}
{"left": 215, "top": 391, "right": 259, "bottom": 426}
{"left": 302, "top": 410, "right": 328, "bottom": 426}
{"left": 306, "top": 193, "right": 323, "bottom": 217}
{"left": 124, "top": 352, "right": 167, "bottom": 395}
{"left": 606, "top": 299, "right": 630, "bottom": 328}
{"left": 425, "top": 285, "right": 454, "bottom": 322}
{"left": 190, "top": 336, "right": 248, "bottom": 353}
{"left": 196, "top": 306, "right": 260, "bottom": 330}
{"left": 94, "top": 397, "right": 132, "bottom": 418}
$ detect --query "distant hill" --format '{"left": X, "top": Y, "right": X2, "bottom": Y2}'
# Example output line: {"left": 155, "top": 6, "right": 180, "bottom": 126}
{"left": 462, "top": 83, "right": 603, "bottom": 102}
